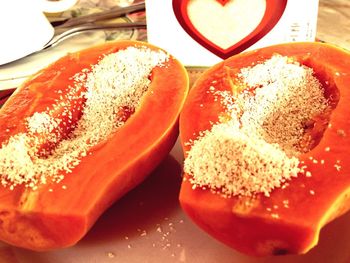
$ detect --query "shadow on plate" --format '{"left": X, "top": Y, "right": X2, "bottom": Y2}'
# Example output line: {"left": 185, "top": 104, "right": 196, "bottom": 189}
{"left": 79, "top": 154, "right": 182, "bottom": 245}
{"left": 7, "top": 154, "right": 350, "bottom": 263}
{"left": 256, "top": 210, "right": 350, "bottom": 263}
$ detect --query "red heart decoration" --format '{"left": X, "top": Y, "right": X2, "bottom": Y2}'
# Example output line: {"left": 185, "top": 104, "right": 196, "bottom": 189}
{"left": 172, "top": 0, "right": 287, "bottom": 59}
{"left": 217, "top": 0, "right": 230, "bottom": 5}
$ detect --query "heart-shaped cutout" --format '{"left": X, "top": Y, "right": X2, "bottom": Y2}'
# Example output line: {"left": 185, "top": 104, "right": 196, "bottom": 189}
{"left": 217, "top": 0, "right": 230, "bottom": 5}
{"left": 173, "top": 0, "right": 287, "bottom": 59}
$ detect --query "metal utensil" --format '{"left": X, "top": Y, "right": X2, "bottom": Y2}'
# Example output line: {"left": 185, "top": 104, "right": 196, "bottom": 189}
{"left": 55, "top": 2, "right": 145, "bottom": 29}
{"left": 0, "top": 2, "right": 146, "bottom": 65}
{"left": 40, "top": 1, "right": 146, "bottom": 50}
{"left": 43, "top": 21, "right": 146, "bottom": 49}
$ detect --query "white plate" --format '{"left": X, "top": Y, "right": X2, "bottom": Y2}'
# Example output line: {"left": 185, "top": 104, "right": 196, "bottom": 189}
{"left": 0, "top": 17, "right": 139, "bottom": 91}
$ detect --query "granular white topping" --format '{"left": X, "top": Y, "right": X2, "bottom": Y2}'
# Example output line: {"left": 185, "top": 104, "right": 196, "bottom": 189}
{"left": 184, "top": 122, "right": 300, "bottom": 197}
{"left": 184, "top": 55, "right": 328, "bottom": 197}
{"left": 0, "top": 46, "right": 168, "bottom": 190}
{"left": 238, "top": 55, "right": 328, "bottom": 155}
{"left": 27, "top": 112, "right": 59, "bottom": 134}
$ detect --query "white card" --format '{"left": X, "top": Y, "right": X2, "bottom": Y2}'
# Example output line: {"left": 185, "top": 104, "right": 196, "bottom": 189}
{"left": 146, "top": 0, "right": 319, "bottom": 66}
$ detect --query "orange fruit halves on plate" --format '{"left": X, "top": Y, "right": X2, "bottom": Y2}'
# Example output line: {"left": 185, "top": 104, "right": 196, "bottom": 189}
{"left": 0, "top": 40, "right": 189, "bottom": 250}
{"left": 179, "top": 42, "right": 350, "bottom": 256}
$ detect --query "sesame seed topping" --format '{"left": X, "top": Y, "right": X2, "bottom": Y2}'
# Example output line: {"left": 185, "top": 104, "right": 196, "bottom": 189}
{"left": 271, "top": 213, "right": 279, "bottom": 219}
{"left": 334, "top": 164, "right": 342, "bottom": 172}
{"left": 184, "top": 122, "right": 300, "bottom": 197}
{"left": 238, "top": 56, "right": 328, "bottom": 155}
{"left": 337, "top": 129, "right": 346, "bottom": 137}
{"left": 0, "top": 46, "right": 168, "bottom": 189}
{"left": 184, "top": 55, "right": 328, "bottom": 197}
{"left": 281, "top": 183, "right": 289, "bottom": 189}
{"left": 282, "top": 200, "right": 289, "bottom": 208}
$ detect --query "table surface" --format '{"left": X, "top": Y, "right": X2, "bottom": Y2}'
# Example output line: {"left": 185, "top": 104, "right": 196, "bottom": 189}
{"left": 1, "top": 0, "right": 350, "bottom": 262}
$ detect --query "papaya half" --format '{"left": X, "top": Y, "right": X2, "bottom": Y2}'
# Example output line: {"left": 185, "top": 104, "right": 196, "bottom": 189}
{"left": 179, "top": 42, "right": 350, "bottom": 256}
{"left": 0, "top": 40, "right": 188, "bottom": 250}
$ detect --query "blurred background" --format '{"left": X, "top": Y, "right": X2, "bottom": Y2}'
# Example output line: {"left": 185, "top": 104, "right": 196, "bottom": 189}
{"left": 317, "top": 0, "right": 350, "bottom": 49}
{"left": 0, "top": 0, "right": 349, "bottom": 90}
{"left": 46, "top": 0, "right": 350, "bottom": 48}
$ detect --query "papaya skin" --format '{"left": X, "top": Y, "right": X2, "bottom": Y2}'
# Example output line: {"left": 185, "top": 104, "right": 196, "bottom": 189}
{"left": 0, "top": 40, "right": 189, "bottom": 250}
{"left": 179, "top": 42, "right": 350, "bottom": 256}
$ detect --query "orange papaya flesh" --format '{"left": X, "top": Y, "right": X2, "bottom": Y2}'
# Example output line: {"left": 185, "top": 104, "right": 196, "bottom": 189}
{"left": 0, "top": 40, "right": 189, "bottom": 250}
{"left": 179, "top": 42, "right": 350, "bottom": 256}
